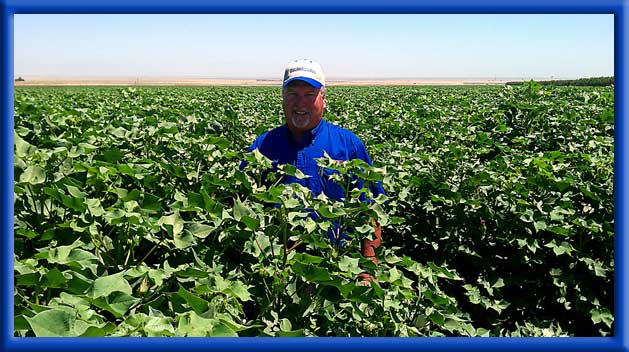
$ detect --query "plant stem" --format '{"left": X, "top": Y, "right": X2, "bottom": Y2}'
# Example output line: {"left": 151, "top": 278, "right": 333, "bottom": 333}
{"left": 255, "top": 238, "right": 270, "bottom": 264}
{"left": 282, "top": 221, "right": 289, "bottom": 270}
{"left": 136, "top": 243, "right": 159, "bottom": 266}
{"left": 25, "top": 185, "right": 41, "bottom": 222}
{"left": 124, "top": 247, "right": 132, "bottom": 267}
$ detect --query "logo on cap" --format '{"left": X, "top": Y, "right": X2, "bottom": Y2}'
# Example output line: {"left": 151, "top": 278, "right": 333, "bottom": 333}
{"left": 282, "top": 59, "right": 325, "bottom": 88}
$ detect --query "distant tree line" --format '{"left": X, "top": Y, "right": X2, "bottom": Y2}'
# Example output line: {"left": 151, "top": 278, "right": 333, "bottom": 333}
{"left": 506, "top": 76, "right": 614, "bottom": 87}
{"left": 15, "top": 77, "right": 25, "bottom": 82}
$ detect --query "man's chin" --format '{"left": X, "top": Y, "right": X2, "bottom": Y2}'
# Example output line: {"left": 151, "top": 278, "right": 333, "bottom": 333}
{"left": 290, "top": 115, "right": 311, "bottom": 129}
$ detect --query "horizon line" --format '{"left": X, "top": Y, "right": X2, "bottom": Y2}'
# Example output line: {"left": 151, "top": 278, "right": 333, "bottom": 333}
{"left": 13, "top": 74, "right": 614, "bottom": 80}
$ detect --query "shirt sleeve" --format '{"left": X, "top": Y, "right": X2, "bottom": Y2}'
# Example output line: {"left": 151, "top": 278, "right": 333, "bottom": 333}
{"left": 351, "top": 136, "right": 386, "bottom": 201}
{"left": 352, "top": 137, "right": 374, "bottom": 166}
{"left": 246, "top": 137, "right": 260, "bottom": 153}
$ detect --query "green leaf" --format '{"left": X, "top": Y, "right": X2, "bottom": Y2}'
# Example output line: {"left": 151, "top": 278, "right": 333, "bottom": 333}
{"left": 304, "top": 217, "right": 317, "bottom": 233}
{"left": 175, "top": 285, "right": 210, "bottom": 314}
{"left": 293, "top": 252, "right": 323, "bottom": 264}
{"left": 233, "top": 198, "right": 254, "bottom": 221}
{"left": 354, "top": 223, "right": 373, "bottom": 234}
{"left": 103, "top": 147, "right": 124, "bottom": 163}
{"left": 550, "top": 207, "right": 568, "bottom": 221}
{"left": 60, "top": 192, "right": 87, "bottom": 212}
{"left": 338, "top": 256, "right": 361, "bottom": 276}
{"left": 56, "top": 292, "right": 90, "bottom": 308}
{"left": 15, "top": 228, "right": 39, "bottom": 240}
{"left": 241, "top": 216, "right": 260, "bottom": 231}
{"left": 369, "top": 203, "right": 389, "bottom": 225}
{"left": 88, "top": 272, "right": 132, "bottom": 298}
{"left": 25, "top": 309, "right": 76, "bottom": 336}
{"left": 85, "top": 198, "right": 105, "bottom": 216}
{"left": 16, "top": 272, "right": 40, "bottom": 287}
{"left": 279, "top": 318, "right": 292, "bottom": 332}
{"left": 14, "top": 132, "right": 37, "bottom": 158}
{"left": 225, "top": 281, "right": 252, "bottom": 302}
{"left": 288, "top": 211, "right": 309, "bottom": 223}
{"left": 141, "top": 192, "right": 162, "bottom": 211}
{"left": 580, "top": 257, "right": 607, "bottom": 277}
{"left": 428, "top": 311, "right": 445, "bottom": 326}
{"left": 283, "top": 198, "right": 301, "bottom": 209}
{"left": 45, "top": 241, "right": 98, "bottom": 271}
{"left": 176, "top": 311, "right": 211, "bottom": 336}
{"left": 108, "top": 293, "right": 140, "bottom": 316}
{"left": 122, "top": 189, "right": 141, "bottom": 202}
{"left": 444, "top": 319, "right": 463, "bottom": 332}
{"left": 42, "top": 267, "right": 68, "bottom": 288}
{"left": 545, "top": 240, "right": 573, "bottom": 256}
{"left": 492, "top": 278, "right": 505, "bottom": 289}
{"left": 14, "top": 315, "right": 30, "bottom": 331}
{"left": 158, "top": 212, "right": 184, "bottom": 233}
{"left": 93, "top": 292, "right": 140, "bottom": 318}
{"left": 292, "top": 262, "right": 331, "bottom": 283}
{"left": 427, "top": 262, "right": 461, "bottom": 280}
{"left": 159, "top": 212, "right": 189, "bottom": 248}
{"left": 547, "top": 225, "right": 571, "bottom": 236}
{"left": 66, "top": 185, "right": 86, "bottom": 199}
{"left": 175, "top": 228, "right": 196, "bottom": 249}
{"left": 103, "top": 208, "right": 126, "bottom": 224}
{"left": 316, "top": 204, "right": 346, "bottom": 219}
{"left": 534, "top": 220, "right": 547, "bottom": 232}
{"left": 19, "top": 165, "right": 46, "bottom": 184}
{"left": 176, "top": 311, "right": 238, "bottom": 337}
{"left": 211, "top": 322, "right": 238, "bottom": 337}
{"left": 144, "top": 316, "right": 175, "bottom": 336}
{"left": 371, "top": 280, "right": 385, "bottom": 299}
{"left": 590, "top": 308, "right": 614, "bottom": 328}
{"left": 389, "top": 267, "right": 402, "bottom": 282}
{"left": 77, "top": 322, "right": 116, "bottom": 337}
{"left": 186, "top": 222, "right": 214, "bottom": 239}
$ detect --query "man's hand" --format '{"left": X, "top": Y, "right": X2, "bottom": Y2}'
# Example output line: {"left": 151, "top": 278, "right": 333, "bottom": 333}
{"left": 358, "top": 272, "right": 378, "bottom": 286}
{"left": 360, "top": 221, "right": 381, "bottom": 263}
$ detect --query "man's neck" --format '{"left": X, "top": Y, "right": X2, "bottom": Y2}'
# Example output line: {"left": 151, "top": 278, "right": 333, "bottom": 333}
{"left": 290, "top": 130, "right": 306, "bottom": 145}
{"left": 286, "top": 119, "right": 323, "bottom": 146}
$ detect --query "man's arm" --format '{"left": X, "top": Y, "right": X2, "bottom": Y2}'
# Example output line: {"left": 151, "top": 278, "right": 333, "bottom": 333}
{"left": 350, "top": 137, "right": 385, "bottom": 282}
{"left": 359, "top": 221, "right": 382, "bottom": 283}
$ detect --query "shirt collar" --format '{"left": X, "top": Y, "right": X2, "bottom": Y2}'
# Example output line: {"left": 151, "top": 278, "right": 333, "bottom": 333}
{"left": 284, "top": 118, "right": 326, "bottom": 146}
{"left": 309, "top": 118, "right": 326, "bottom": 138}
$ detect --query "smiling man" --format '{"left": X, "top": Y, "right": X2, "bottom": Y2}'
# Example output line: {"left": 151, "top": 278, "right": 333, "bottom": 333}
{"left": 245, "top": 59, "right": 385, "bottom": 283}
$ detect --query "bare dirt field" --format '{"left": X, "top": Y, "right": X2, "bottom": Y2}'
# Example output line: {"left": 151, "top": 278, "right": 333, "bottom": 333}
{"left": 14, "top": 77, "right": 513, "bottom": 87}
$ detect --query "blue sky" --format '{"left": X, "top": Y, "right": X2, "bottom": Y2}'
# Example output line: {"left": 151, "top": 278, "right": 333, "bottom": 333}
{"left": 14, "top": 14, "right": 614, "bottom": 80}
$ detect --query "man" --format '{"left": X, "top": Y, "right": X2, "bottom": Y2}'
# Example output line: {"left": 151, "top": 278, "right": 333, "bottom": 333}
{"left": 245, "top": 59, "right": 384, "bottom": 283}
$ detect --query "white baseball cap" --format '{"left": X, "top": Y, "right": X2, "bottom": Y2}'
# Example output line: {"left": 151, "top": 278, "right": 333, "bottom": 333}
{"left": 282, "top": 59, "right": 326, "bottom": 88}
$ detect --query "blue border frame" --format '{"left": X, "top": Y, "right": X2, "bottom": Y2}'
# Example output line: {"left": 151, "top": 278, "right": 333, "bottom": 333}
{"left": 1, "top": 1, "right": 626, "bottom": 351}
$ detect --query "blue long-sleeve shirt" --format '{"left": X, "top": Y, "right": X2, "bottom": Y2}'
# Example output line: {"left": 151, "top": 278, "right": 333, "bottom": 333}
{"left": 245, "top": 119, "right": 385, "bottom": 201}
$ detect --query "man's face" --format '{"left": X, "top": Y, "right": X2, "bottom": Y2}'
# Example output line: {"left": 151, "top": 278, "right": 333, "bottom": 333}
{"left": 282, "top": 80, "right": 326, "bottom": 135}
